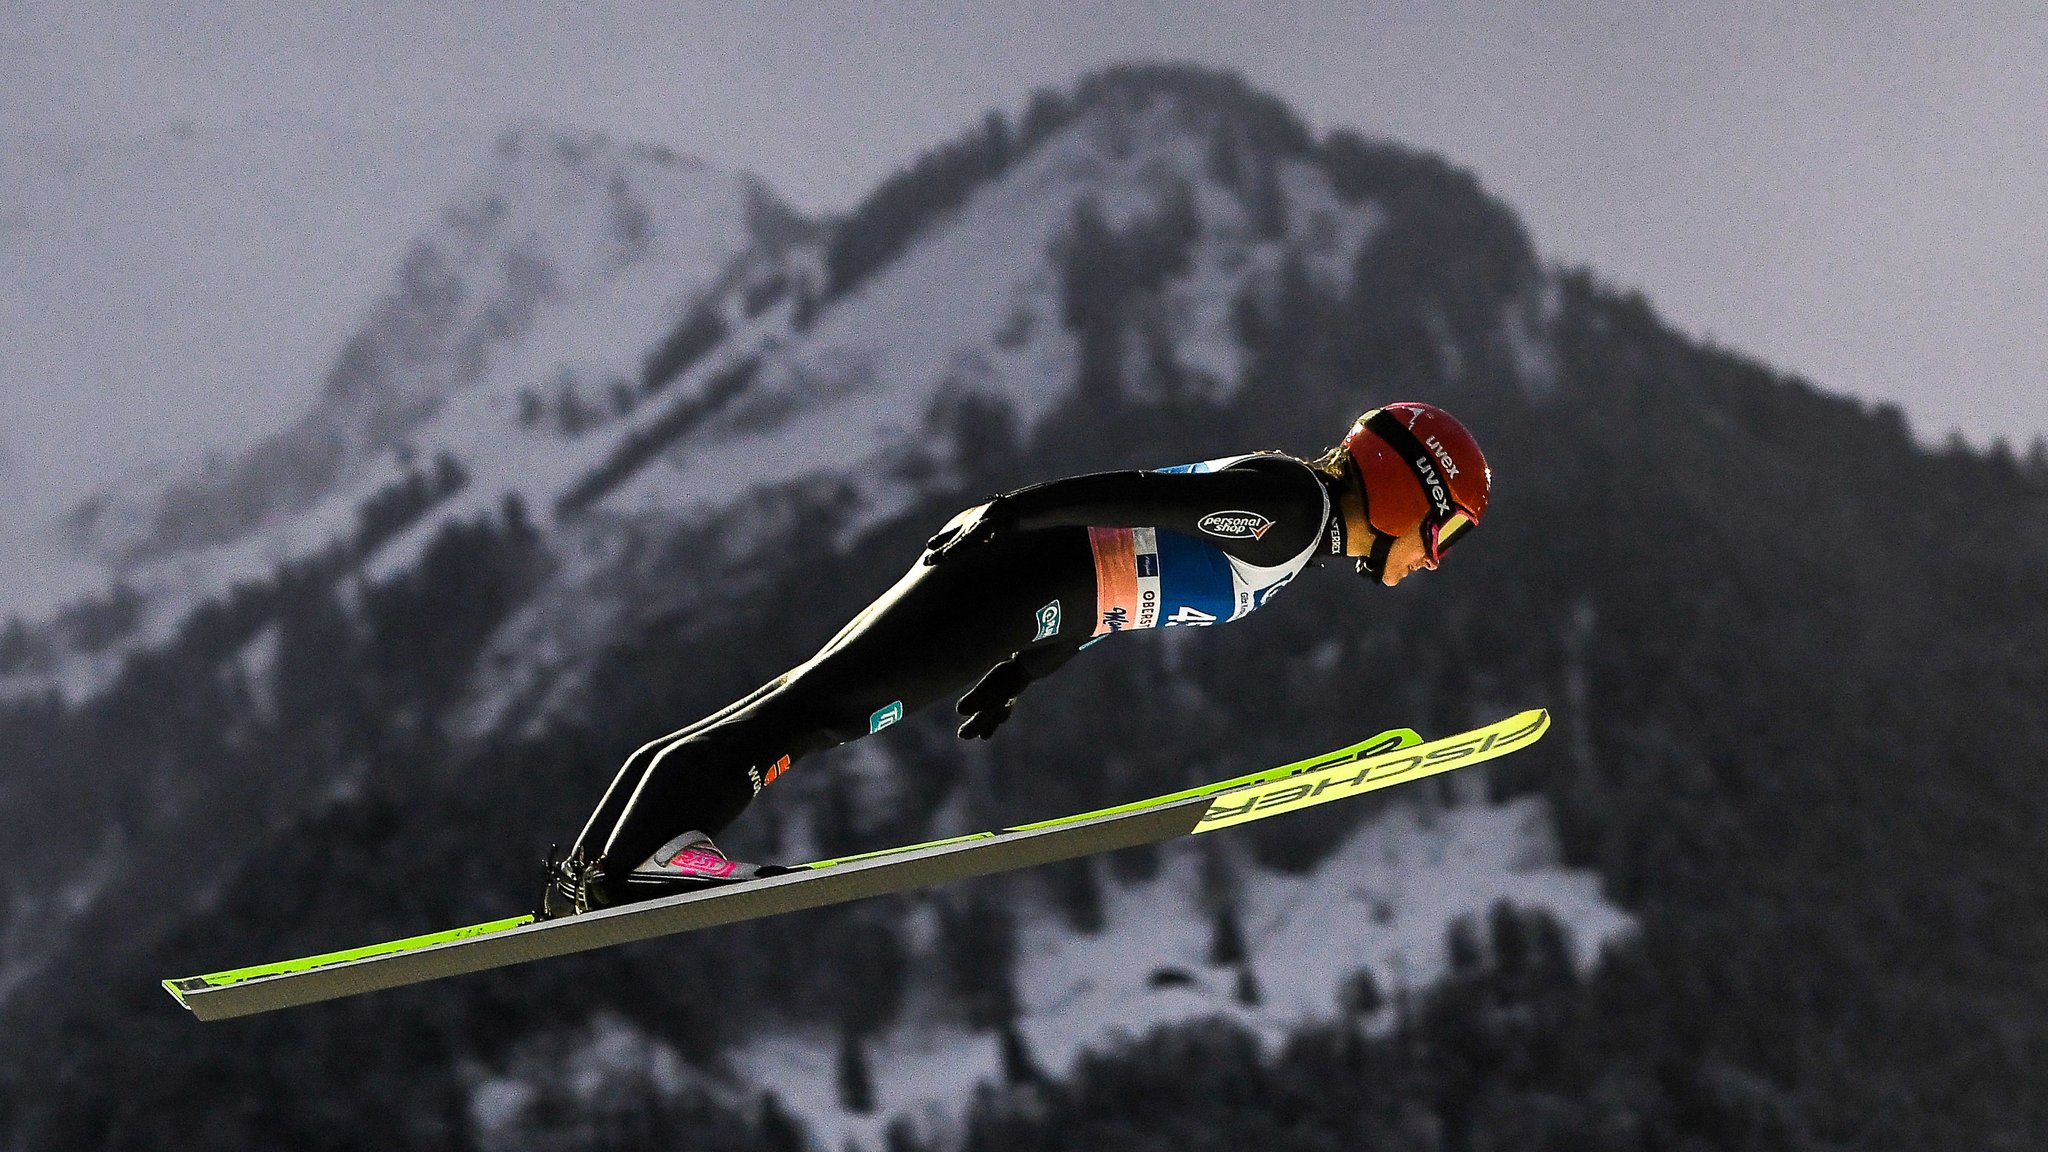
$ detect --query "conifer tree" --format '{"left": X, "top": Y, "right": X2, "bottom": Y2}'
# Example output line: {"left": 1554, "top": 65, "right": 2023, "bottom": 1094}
{"left": 1208, "top": 905, "right": 1247, "bottom": 967}
{"left": 756, "top": 1092, "right": 808, "bottom": 1152}
{"left": 837, "top": 1021, "right": 876, "bottom": 1115}
{"left": 942, "top": 890, "right": 1021, "bottom": 1031}
{"left": 999, "top": 1024, "right": 1042, "bottom": 1087}
{"left": 1233, "top": 963, "right": 1262, "bottom": 1007}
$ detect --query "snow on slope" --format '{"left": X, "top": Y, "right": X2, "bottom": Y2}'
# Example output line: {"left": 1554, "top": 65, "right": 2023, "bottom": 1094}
{"left": 94, "top": 126, "right": 766, "bottom": 561}
{"left": 465, "top": 790, "right": 1630, "bottom": 1151}
{"left": 3, "top": 129, "right": 787, "bottom": 697}
{"left": 743, "top": 794, "right": 1628, "bottom": 1151}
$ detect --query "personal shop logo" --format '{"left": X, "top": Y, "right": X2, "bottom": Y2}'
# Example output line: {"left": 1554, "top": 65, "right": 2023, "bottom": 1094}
{"left": 1197, "top": 511, "right": 1275, "bottom": 540}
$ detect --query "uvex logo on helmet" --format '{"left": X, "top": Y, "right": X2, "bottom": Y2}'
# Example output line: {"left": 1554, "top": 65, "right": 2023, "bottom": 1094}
{"left": 1412, "top": 455, "right": 1454, "bottom": 518}
{"left": 1425, "top": 435, "right": 1460, "bottom": 479}
{"left": 1198, "top": 511, "right": 1276, "bottom": 540}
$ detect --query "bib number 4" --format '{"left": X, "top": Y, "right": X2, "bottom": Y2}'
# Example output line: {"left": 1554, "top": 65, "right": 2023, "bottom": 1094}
{"left": 1163, "top": 605, "right": 1218, "bottom": 627}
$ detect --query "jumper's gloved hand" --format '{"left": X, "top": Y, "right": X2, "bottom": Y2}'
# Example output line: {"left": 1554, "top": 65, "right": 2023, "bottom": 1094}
{"left": 956, "top": 659, "right": 1032, "bottom": 740}
{"left": 924, "top": 499, "right": 1012, "bottom": 565}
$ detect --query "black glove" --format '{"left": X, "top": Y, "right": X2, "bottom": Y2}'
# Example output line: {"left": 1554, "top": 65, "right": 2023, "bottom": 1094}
{"left": 956, "top": 659, "right": 1032, "bottom": 740}
{"left": 924, "top": 499, "right": 1012, "bottom": 565}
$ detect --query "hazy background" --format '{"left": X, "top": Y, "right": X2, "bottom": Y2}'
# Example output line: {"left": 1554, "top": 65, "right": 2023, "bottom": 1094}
{"left": 2, "top": 0, "right": 2042, "bottom": 553}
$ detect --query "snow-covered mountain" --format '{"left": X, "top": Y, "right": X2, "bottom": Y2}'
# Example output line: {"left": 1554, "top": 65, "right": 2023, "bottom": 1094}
{"left": 3, "top": 75, "right": 1554, "bottom": 715}
{"left": 5, "top": 128, "right": 809, "bottom": 695}
{"left": 453, "top": 84, "right": 1403, "bottom": 740}
{"left": 0, "top": 121, "right": 467, "bottom": 620}
{"left": 64, "top": 127, "right": 784, "bottom": 560}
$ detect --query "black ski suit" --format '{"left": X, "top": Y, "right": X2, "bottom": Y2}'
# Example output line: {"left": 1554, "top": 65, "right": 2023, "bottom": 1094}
{"left": 573, "top": 452, "right": 1349, "bottom": 886}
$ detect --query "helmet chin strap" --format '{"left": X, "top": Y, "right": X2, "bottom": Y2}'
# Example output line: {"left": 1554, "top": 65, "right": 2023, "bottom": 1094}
{"left": 1335, "top": 459, "right": 1396, "bottom": 581}
{"left": 1355, "top": 529, "right": 1394, "bottom": 581}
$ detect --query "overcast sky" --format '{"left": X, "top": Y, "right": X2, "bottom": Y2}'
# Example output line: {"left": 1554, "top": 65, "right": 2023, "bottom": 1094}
{"left": 2, "top": 0, "right": 2043, "bottom": 539}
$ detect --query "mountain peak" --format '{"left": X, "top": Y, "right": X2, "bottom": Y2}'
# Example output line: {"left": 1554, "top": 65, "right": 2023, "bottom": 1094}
{"left": 60, "top": 132, "right": 790, "bottom": 572}
{"left": 1066, "top": 62, "right": 1317, "bottom": 157}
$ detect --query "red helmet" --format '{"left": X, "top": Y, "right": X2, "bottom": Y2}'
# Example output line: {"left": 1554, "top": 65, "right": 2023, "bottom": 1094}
{"left": 1340, "top": 402, "right": 1491, "bottom": 566}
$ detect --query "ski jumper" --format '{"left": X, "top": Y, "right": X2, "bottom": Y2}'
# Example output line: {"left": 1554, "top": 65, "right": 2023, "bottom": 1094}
{"left": 574, "top": 452, "right": 1344, "bottom": 885}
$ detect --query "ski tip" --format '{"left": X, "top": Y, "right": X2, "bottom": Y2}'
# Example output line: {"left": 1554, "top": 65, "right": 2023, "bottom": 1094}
{"left": 1193, "top": 708, "right": 1552, "bottom": 834}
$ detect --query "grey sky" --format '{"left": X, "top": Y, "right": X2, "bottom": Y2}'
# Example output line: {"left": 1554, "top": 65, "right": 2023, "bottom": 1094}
{"left": 2, "top": 0, "right": 2043, "bottom": 537}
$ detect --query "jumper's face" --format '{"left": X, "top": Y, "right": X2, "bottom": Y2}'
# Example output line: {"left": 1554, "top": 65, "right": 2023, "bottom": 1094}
{"left": 1378, "top": 523, "right": 1435, "bottom": 587}
{"left": 1334, "top": 476, "right": 1434, "bottom": 586}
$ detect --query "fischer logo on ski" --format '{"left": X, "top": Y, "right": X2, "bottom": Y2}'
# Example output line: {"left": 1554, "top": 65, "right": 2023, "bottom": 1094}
{"left": 1197, "top": 710, "right": 1547, "bottom": 830}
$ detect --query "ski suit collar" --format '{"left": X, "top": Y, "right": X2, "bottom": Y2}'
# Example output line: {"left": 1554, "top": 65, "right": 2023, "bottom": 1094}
{"left": 1320, "top": 472, "right": 1351, "bottom": 557}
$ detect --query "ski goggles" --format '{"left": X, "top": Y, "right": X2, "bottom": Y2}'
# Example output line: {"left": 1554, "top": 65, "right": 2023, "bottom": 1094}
{"left": 1424, "top": 508, "right": 1479, "bottom": 564}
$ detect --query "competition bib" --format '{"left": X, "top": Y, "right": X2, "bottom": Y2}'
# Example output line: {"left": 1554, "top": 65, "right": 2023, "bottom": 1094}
{"left": 1086, "top": 456, "right": 1325, "bottom": 638}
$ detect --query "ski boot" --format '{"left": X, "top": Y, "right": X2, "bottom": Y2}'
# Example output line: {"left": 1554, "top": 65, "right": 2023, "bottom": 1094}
{"left": 622, "top": 830, "right": 789, "bottom": 897}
